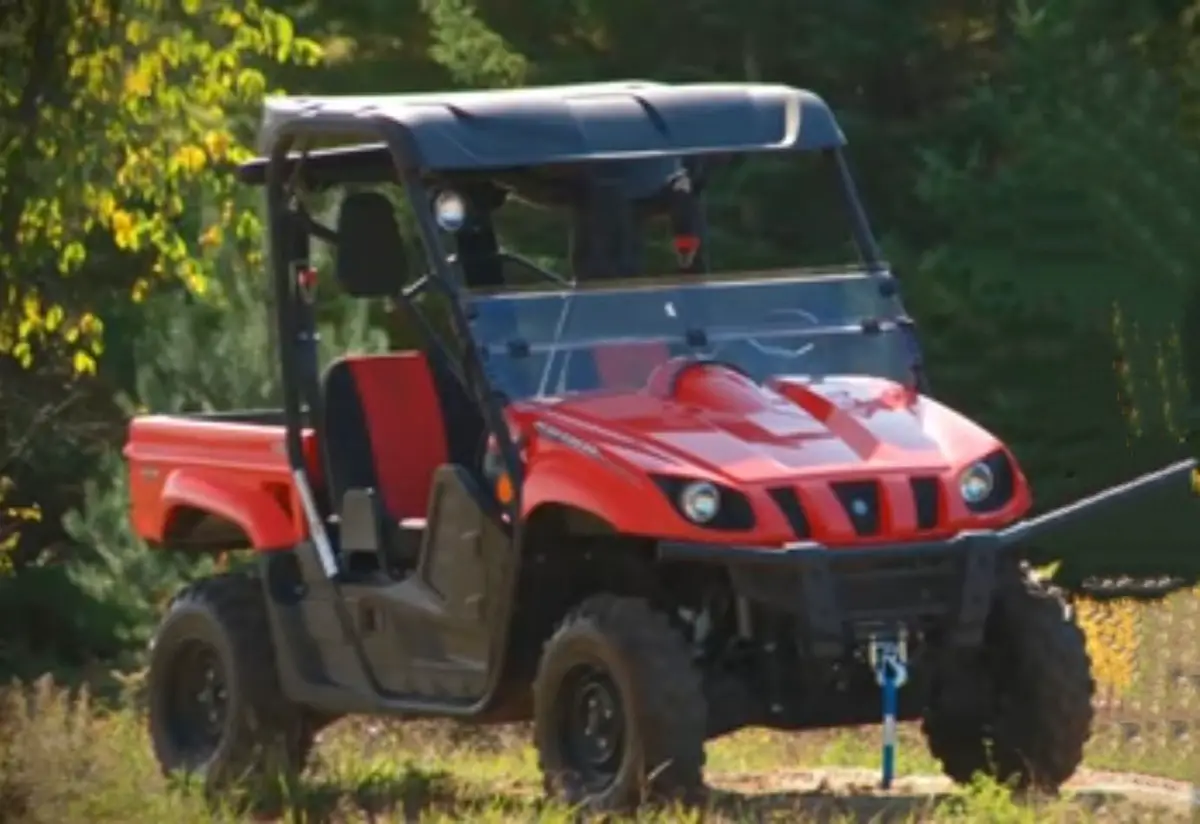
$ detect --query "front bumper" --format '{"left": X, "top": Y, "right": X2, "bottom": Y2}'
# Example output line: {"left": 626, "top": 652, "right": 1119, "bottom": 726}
{"left": 658, "top": 459, "right": 1196, "bottom": 655}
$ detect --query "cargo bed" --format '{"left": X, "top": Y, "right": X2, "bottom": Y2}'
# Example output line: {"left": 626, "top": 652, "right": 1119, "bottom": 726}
{"left": 124, "top": 411, "right": 323, "bottom": 552}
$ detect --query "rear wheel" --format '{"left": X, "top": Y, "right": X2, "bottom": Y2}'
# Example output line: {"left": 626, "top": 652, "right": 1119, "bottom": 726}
{"left": 147, "top": 573, "right": 313, "bottom": 806}
{"left": 533, "top": 594, "right": 707, "bottom": 813}
{"left": 922, "top": 563, "right": 1095, "bottom": 792}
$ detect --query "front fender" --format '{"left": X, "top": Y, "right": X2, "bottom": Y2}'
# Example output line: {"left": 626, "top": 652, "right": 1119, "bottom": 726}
{"left": 159, "top": 468, "right": 299, "bottom": 551}
{"left": 521, "top": 450, "right": 666, "bottom": 532}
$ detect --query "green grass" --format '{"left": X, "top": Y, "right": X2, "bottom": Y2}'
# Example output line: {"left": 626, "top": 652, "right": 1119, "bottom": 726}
{"left": 0, "top": 677, "right": 1190, "bottom": 824}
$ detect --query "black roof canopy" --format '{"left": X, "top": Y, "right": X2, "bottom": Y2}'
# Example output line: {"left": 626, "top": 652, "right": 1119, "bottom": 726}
{"left": 243, "top": 81, "right": 845, "bottom": 185}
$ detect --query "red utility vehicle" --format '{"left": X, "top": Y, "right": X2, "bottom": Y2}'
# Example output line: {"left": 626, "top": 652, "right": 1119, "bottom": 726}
{"left": 126, "top": 81, "right": 1195, "bottom": 812}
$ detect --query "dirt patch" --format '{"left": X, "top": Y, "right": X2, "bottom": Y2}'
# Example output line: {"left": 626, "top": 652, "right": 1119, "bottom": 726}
{"left": 707, "top": 767, "right": 1198, "bottom": 822}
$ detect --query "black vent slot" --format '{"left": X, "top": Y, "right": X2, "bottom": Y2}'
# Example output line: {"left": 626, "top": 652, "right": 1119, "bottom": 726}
{"left": 910, "top": 477, "right": 941, "bottom": 530}
{"left": 768, "top": 486, "right": 811, "bottom": 539}
{"left": 831, "top": 480, "right": 881, "bottom": 536}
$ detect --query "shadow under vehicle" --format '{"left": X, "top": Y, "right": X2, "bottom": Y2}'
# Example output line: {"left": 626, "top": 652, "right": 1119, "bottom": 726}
{"left": 123, "top": 81, "right": 1197, "bottom": 812}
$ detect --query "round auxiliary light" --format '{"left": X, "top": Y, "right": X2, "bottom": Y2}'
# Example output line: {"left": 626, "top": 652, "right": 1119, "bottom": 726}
{"left": 959, "top": 461, "right": 995, "bottom": 506}
{"left": 434, "top": 190, "right": 466, "bottom": 232}
{"left": 680, "top": 481, "right": 721, "bottom": 524}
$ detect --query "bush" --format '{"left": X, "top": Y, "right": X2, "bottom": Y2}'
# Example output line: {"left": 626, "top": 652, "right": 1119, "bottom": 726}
{"left": 0, "top": 679, "right": 221, "bottom": 824}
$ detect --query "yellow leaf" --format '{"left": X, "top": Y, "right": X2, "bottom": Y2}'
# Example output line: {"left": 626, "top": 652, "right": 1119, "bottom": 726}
{"left": 111, "top": 208, "right": 135, "bottom": 248}
{"left": 79, "top": 313, "right": 101, "bottom": 335}
{"left": 123, "top": 65, "right": 153, "bottom": 98}
{"left": 173, "top": 144, "right": 207, "bottom": 174}
{"left": 187, "top": 272, "right": 209, "bottom": 297}
{"left": 10, "top": 506, "right": 40, "bottom": 523}
{"left": 199, "top": 224, "right": 224, "bottom": 249}
{"left": 125, "top": 19, "right": 149, "bottom": 46}
{"left": 58, "top": 241, "right": 86, "bottom": 273}
{"left": 44, "top": 305, "right": 65, "bottom": 333}
{"left": 13, "top": 342, "right": 32, "bottom": 368}
{"left": 235, "top": 69, "right": 267, "bottom": 99}
{"left": 22, "top": 294, "right": 41, "bottom": 323}
{"left": 203, "top": 130, "right": 231, "bottom": 160}
{"left": 73, "top": 350, "right": 97, "bottom": 376}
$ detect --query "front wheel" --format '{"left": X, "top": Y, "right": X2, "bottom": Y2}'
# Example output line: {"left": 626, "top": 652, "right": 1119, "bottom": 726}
{"left": 922, "top": 563, "right": 1095, "bottom": 792}
{"left": 533, "top": 594, "right": 707, "bottom": 813}
{"left": 146, "top": 573, "right": 313, "bottom": 805}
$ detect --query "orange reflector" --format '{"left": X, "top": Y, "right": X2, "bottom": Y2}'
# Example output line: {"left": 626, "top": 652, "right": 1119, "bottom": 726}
{"left": 495, "top": 472, "right": 514, "bottom": 505}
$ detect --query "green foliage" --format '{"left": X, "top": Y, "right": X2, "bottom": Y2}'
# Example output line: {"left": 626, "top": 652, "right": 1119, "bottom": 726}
{"left": 0, "top": 567, "right": 131, "bottom": 682}
{"left": 264, "top": 0, "right": 449, "bottom": 94}
{"left": 0, "top": 0, "right": 322, "bottom": 570}
{"left": 62, "top": 451, "right": 215, "bottom": 656}
{"left": 422, "top": 0, "right": 529, "bottom": 87}
{"left": 0, "top": 0, "right": 321, "bottom": 371}
{"left": 126, "top": 259, "right": 387, "bottom": 416}
{"left": 906, "top": 0, "right": 1200, "bottom": 579}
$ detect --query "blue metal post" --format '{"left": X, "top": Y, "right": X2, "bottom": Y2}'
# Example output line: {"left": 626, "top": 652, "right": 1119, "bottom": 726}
{"left": 881, "top": 663, "right": 898, "bottom": 789}
{"left": 870, "top": 631, "right": 907, "bottom": 792}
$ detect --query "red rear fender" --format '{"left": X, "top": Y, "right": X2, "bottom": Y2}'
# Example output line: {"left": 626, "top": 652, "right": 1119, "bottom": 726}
{"left": 156, "top": 468, "right": 300, "bottom": 550}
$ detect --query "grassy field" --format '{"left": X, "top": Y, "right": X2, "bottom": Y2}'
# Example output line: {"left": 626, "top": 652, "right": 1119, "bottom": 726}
{"left": 2, "top": 588, "right": 1199, "bottom": 823}
{"left": 0, "top": 676, "right": 1193, "bottom": 824}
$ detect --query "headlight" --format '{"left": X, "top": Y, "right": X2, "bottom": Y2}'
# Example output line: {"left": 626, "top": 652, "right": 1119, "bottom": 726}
{"left": 959, "top": 461, "right": 995, "bottom": 505}
{"left": 679, "top": 481, "right": 721, "bottom": 524}
{"left": 434, "top": 190, "right": 466, "bottom": 232}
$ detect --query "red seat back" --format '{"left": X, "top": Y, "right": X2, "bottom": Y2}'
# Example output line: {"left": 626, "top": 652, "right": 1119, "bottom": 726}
{"left": 322, "top": 352, "right": 448, "bottom": 520}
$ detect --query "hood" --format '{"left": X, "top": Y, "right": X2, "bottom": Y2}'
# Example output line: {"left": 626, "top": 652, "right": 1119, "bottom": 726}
{"left": 518, "top": 365, "right": 1000, "bottom": 485}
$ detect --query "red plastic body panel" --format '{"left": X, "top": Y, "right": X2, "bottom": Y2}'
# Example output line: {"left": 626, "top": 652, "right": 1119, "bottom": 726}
{"left": 511, "top": 364, "right": 1032, "bottom": 549}
{"left": 123, "top": 416, "right": 323, "bottom": 551}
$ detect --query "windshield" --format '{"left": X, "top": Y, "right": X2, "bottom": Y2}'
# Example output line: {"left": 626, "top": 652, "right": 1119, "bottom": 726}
{"left": 470, "top": 270, "right": 913, "bottom": 401}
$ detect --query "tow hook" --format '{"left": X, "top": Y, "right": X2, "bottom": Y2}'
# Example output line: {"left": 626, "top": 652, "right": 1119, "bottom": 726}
{"left": 868, "top": 627, "right": 909, "bottom": 790}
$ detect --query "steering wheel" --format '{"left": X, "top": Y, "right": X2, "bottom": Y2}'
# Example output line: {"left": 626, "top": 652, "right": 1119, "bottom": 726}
{"left": 712, "top": 307, "right": 822, "bottom": 365}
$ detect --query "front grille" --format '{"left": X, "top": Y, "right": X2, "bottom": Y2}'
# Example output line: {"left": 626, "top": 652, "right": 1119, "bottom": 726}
{"left": 768, "top": 486, "right": 811, "bottom": 539}
{"left": 831, "top": 480, "right": 881, "bottom": 536}
{"left": 910, "top": 477, "right": 941, "bottom": 530}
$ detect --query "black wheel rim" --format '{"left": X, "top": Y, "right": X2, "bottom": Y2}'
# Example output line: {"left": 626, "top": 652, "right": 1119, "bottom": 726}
{"left": 163, "top": 640, "right": 229, "bottom": 763}
{"left": 557, "top": 664, "right": 626, "bottom": 789}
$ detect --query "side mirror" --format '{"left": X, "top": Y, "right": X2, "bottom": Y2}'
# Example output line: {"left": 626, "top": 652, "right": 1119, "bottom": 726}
{"left": 334, "top": 191, "right": 409, "bottom": 297}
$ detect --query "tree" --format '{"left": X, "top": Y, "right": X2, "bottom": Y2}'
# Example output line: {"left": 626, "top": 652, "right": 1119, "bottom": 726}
{"left": 907, "top": 0, "right": 1200, "bottom": 582}
{"left": 0, "top": 0, "right": 322, "bottom": 569}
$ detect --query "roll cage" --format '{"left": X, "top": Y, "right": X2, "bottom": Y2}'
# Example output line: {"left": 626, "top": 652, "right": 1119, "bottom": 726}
{"left": 242, "top": 81, "right": 924, "bottom": 531}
